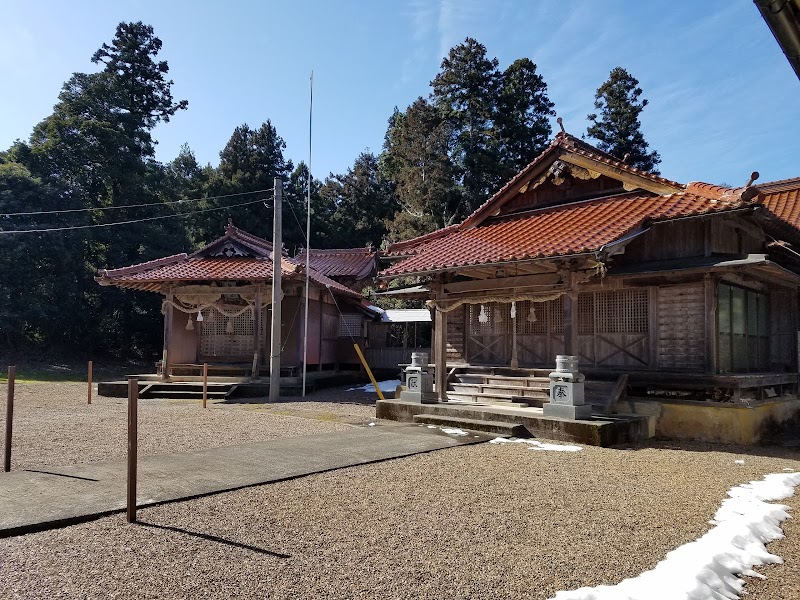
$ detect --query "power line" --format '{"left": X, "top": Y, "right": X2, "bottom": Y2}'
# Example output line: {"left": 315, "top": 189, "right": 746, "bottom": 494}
{"left": 0, "top": 195, "right": 272, "bottom": 235}
{"left": 1, "top": 188, "right": 275, "bottom": 218}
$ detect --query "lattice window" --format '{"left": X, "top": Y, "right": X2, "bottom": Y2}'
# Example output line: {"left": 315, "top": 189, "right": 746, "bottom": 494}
{"left": 578, "top": 294, "right": 594, "bottom": 335}
{"left": 594, "top": 289, "right": 648, "bottom": 334}
{"left": 469, "top": 303, "right": 510, "bottom": 335}
{"left": 547, "top": 299, "right": 564, "bottom": 334}
{"left": 199, "top": 307, "right": 256, "bottom": 357}
{"left": 339, "top": 314, "right": 362, "bottom": 338}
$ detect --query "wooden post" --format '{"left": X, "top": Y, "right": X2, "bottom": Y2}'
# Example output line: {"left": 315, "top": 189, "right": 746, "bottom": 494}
{"left": 510, "top": 305, "right": 519, "bottom": 369}
{"left": 127, "top": 378, "right": 138, "bottom": 523}
{"left": 252, "top": 286, "right": 262, "bottom": 380}
{"left": 563, "top": 292, "right": 579, "bottom": 357}
{"left": 87, "top": 360, "right": 93, "bottom": 405}
{"left": 434, "top": 286, "right": 448, "bottom": 401}
{"left": 269, "top": 178, "right": 283, "bottom": 402}
{"left": 202, "top": 363, "right": 208, "bottom": 408}
{"left": 162, "top": 289, "right": 173, "bottom": 381}
{"left": 4, "top": 366, "right": 15, "bottom": 472}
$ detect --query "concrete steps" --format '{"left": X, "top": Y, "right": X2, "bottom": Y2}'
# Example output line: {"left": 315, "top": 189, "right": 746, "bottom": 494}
{"left": 139, "top": 382, "right": 236, "bottom": 400}
{"left": 413, "top": 414, "right": 530, "bottom": 437}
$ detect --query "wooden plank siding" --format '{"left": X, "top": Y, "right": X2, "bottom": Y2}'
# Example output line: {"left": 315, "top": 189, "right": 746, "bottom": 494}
{"left": 657, "top": 282, "right": 706, "bottom": 372}
{"left": 446, "top": 306, "right": 467, "bottom": 363}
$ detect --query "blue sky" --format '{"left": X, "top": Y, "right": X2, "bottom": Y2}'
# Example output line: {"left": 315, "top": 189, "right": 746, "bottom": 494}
{"left": 1, "top": 1, "right": 798, "bottom": 187}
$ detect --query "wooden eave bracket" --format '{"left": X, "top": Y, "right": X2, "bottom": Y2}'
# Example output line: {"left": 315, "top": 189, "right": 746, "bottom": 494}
{"left": 561, "top": 154, "right": 682, "bottom": 195}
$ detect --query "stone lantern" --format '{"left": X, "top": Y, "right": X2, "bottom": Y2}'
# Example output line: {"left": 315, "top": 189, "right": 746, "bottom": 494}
{"left": 400, "top": 352, "right": 437, "bottom": 404}
{"left": 543, "top": 355, "right": 592, "bottom": 420}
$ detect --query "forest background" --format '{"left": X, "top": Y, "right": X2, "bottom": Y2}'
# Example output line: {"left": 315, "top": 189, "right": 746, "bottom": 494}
{"left": 0, "top": 22, "right": 661, "bottom": 360}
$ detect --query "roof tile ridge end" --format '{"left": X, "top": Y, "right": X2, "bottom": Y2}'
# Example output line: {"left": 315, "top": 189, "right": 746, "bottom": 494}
{"left": 100, "top": 253, "right": 188, "bottom": 277}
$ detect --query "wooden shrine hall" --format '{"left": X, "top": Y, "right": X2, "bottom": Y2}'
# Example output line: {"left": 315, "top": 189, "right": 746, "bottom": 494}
{"left": 378, "top": 131, "right": 800, "bottom": 444}
{"left": 96, "top": 224, "right": 379, "bottom": 393}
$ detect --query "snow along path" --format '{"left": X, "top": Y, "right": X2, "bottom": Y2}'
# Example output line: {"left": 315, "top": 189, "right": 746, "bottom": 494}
{"left": 347, "top": 379, "right": 401, "bottom": 393}
{"left": 490, "top": 437, "right": 582, "bottom": 452}
{"left": 549, "top": 470, "right": 800, "bottom": 600}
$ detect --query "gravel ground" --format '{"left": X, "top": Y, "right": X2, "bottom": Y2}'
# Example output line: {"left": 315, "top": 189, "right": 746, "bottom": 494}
{"left": 0, "top": 382, "right": 379, "bottom": 470}
{"left": 2, "top": 434, "right": 799, "bottom": 599}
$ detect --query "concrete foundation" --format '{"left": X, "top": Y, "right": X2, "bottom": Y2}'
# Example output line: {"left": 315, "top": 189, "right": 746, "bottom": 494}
{"left": 376, "top": 399, "right": 650, "bottom": 447}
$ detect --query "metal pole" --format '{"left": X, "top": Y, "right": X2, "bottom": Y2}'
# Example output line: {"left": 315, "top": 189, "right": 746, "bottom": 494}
{"left": 270, "top": 178, "right": 283, "bottom": 403}
{"left": 87, "top": 360, "right": 93, "bottom": 405}
{"left": 127, "top": 378, "right": 138, "bottom": 523}
{"left": 4, "top": 366, "right": 15, "bottom": 472}
{"left": 302, "top": 71, "right": 313, "bottom": 397}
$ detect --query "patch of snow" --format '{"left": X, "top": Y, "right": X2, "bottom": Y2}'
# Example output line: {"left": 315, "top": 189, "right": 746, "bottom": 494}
{"left": 346, "top": 379, "right": 401, "bottom": 393}
{"left": 549, "top": 471, "right": 800, "bottom": 600}
{"left": 490, "top": 437, "right": 581, "bottom": 452}
{"left": 784, "top": 468, "right": 795, "bottom": 472}
{"left": 735, "top": 459, "right": 745, "bottom": 464}
{"left": 528, "top": 440, "right": 581, "bottom": 452}
{"left": 367, "top": 422, "right": 376, "bottom": 427}
{"left": 440, "top": 427, "right": 469, "bottom": 436}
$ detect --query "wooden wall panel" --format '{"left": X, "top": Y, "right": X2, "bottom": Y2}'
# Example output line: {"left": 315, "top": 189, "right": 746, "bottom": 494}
{"left": 657, "top": 283, "right": 705, "bottom": 372}
{"left": 446, "top": 306, "right": 466, "bottom": 363}
{"left": 169, "top": 310, "right": 198, "bottom": 364}
{"left": 770, "top": 288, "right": 795, "bottom": 370}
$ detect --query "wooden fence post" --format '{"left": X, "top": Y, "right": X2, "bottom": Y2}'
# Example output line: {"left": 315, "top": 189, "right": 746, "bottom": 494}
{"left": 202, "top": 363, "right": 208, "bottom": 409}
{"left": 87, "top": 360, "right": 93, "bottom": 405}
{"left": 4, "top": 366, "right": 15, "bottom": 472}
{"left": 127, "top": 378, "right": 138, "bottom": 523}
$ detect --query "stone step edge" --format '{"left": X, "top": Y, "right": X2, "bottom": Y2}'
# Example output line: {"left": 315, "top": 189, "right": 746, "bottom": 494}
{"left": 412, "top": 414, "right": 530, "bottom": 437}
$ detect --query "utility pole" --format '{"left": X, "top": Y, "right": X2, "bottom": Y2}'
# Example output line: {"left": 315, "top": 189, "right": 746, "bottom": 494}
{"left": 269, "top": 178, "right": 283, "bottom": 403}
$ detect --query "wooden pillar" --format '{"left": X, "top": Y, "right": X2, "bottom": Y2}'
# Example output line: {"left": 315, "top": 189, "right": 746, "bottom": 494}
{"left": 162, "top": 289, "right": 173, "bottom": 381}
{"left": 434, "top": 285, "right": 448, "bottom": 401}
{"left": 563, "top": 292, "right": 579, "bottom": 357}
{"left": 252, "top": 286, "right": 262, "bottom": 379}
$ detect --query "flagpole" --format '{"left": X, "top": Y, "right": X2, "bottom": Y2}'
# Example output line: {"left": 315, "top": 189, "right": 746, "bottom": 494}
{"left": 302, "top": 71, "right": 313, "bottom": 397}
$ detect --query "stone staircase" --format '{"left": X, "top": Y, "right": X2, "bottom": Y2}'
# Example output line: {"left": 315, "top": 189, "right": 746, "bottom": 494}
{"left": 413, "top": 413, "right": 530, "bottom": 437}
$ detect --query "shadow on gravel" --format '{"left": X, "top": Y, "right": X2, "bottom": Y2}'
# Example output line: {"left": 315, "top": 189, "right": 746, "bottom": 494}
{"left": 137, "top": 521, "right": 291, "bottom": 559}
{"left": 224, "top": 392, "right": 378, "bottom": 406}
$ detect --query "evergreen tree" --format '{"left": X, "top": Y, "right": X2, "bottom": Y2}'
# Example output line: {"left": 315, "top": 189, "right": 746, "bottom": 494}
{"left": 381, "top": 99, "right": 458, "bottom": 240}
{"left": 586, "top": 67, "right": 661, "bottom": 173}
{"left": 12, "top": 21, "right": 189, "bottom": 358}
{"left": 319, "top": 152, "right": 394, "bottom": 248}
{"left": 431, "top": 38, "right": 501, "bottom": 214}
{"left": 496, "top": 58, "right": 555, "bottom": 178}
{"left": 200, "top": 121, "right": 293, "bottom": 244}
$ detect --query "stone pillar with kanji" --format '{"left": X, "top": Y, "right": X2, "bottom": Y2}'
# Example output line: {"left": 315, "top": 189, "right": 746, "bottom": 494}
{"left": 543, "top": 355, "right": 592, "bottom": 420}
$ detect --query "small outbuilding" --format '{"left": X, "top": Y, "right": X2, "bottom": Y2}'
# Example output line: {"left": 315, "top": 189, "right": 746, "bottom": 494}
{"left": 97, "top": 224, "right": 380, "bottom": 384}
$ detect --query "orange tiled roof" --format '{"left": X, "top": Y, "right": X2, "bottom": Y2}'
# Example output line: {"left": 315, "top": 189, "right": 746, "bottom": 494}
{"left": 97, "top": 226, "right": 361, "bottom": 298}
{"left": 380, "top": 190, "right": 753, "bottom": 277}
{"left": 760, "top": 178, "right": 800, "bottom": 229}
{"left": 295, "top": 248, "right": 376, "bottom": 280}
{"left": 459, "top": 132, "right": 684, "bottom": 229}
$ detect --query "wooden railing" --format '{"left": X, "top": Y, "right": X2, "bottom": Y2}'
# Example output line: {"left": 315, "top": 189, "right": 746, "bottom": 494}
{"left": 363, "top": 347, "right": 431, "bottom": 370}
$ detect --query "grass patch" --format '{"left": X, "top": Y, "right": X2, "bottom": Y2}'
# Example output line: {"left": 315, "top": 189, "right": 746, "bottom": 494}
{"left": 0, "top": 360, "right": 149, "bottom": 383}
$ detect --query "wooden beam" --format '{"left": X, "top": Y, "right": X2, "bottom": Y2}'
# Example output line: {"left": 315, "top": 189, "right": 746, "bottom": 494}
{"left": 444, "top": 273, "right": 563, "bottom": 294}
{"left": 563, "top": 292, "right": 578, "bottom": 356}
